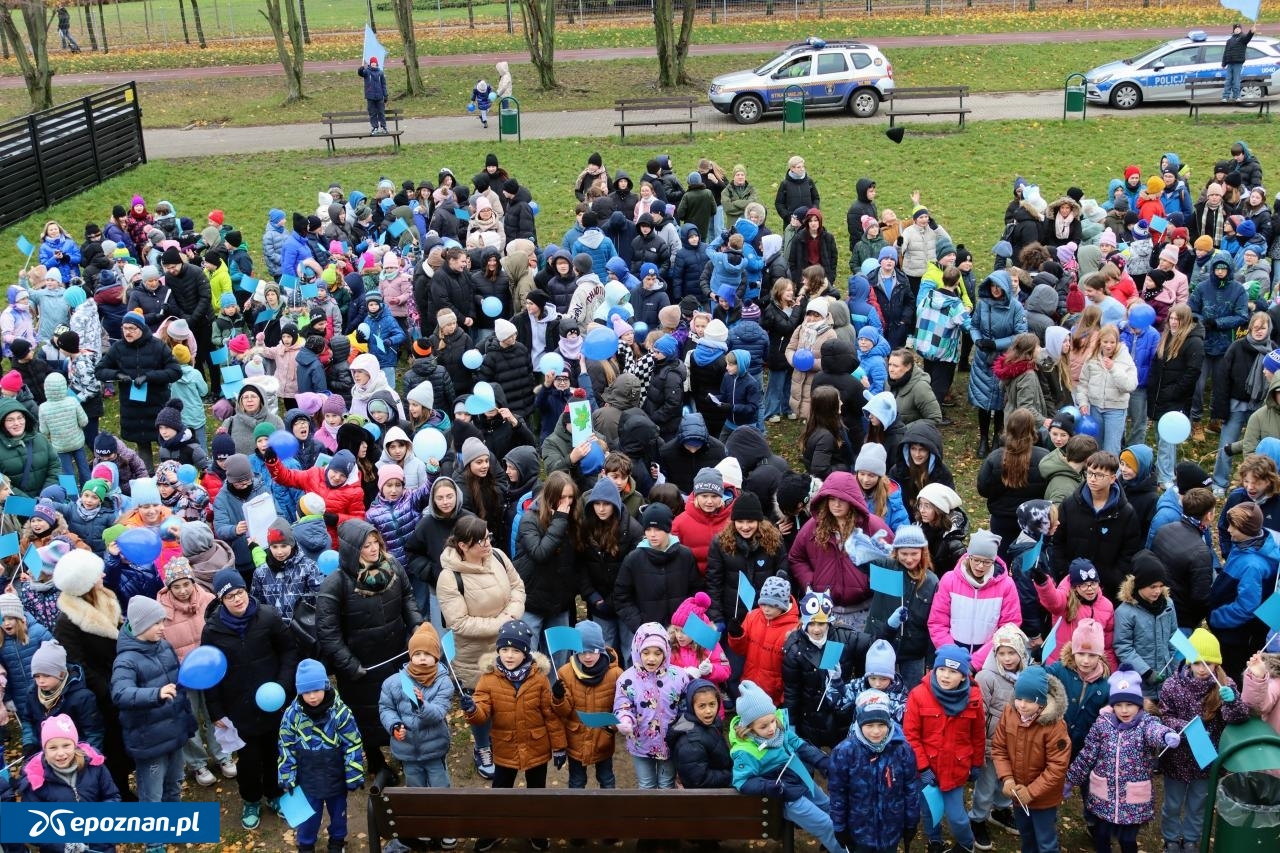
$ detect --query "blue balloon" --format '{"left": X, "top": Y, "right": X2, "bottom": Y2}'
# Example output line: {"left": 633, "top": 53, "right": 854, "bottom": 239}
{"left": 793, "top": 348, "right": 815, "bottom": 372}
{"left": 117, "top": 527, "right": 162, "bottom": 566}
{"left": 580, "top": 441, "right": 605, "bottom": 475}
{"left": 1059, "top": 405, "right": 1082, "bottom": 422}
{"left": 178, "top": 645, "right": 228, "bottom": 690}
{"left": 538, "top": 353, "right": 565, "bottom": 375}
{"left": 582, "top": 327, "right": 619, "bottom": 361}
{"left": 632, "top": 322, "right": 649, "bottom": 338}
{"left": 529, "top": 201, "right": 540, "bottom": 216}
{"left": 462, "top": 349, "right": 483, "bottom": 370}
{"left": 255, "top": 681, "right": 287, "bottom": 712}
{"left": 268, "top": 429, "right": 299, "bottom": 460}
{"left": 1158, "top": 411, "right": 1191, "bottom": 444}
{"left": 466, "top": 103, "right": 476, "bottom": 113}
{"left": 1077, "top": 413, "right": 1101, "bottom": 437}
{"left": 177, "top": 464, "right": 199, "bottom": 485}
{"left": 317, "top": 550, "right": 340, "bottom": 576}
{"left": 465, "top": 394, "right": 496, "bottom": 416}
{"left": 1128, "top": 303, "right": 1156, "bottom": 331}
{"left": 414, "top": 428, "right": 447, "bottom": 463}
{"left": 482, "top": 296, "right": 503, "bottom": 318}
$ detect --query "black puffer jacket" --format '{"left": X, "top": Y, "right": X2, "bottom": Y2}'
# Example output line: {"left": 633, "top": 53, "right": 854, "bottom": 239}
{"left": 1147, "top": 323, "right": 1205, "bottom": 420}
{"left": 316, "top": 519, "right": 422, "bottom": 745}
{"left": 704, "top": 528, "right": 788, "bottom": 625}
{"left": 667, "top": 678, "right": 734, "bottom": 789}
{"left": 781, "top": 624, "right": 867, "bottom": 748}
{"left": 775, "top": 173, "right": 820, "bottom": 222}
{"left": 613, "top": 539, "right": 703, "bottom": 632}
{"left": 124, "top": 282, "right": 176, "bottom": 329}
{"left": 658, "top": 414, "right": 726, "bottom": 495}
{"left": 470, "top": 249, "right": 511, "bottom": 335}
{"left": 886, "top": 420, "right": 954, "bottom": 513}
{"left": 428, "top": 264, "right": 476, "bottom": 328}
{"left": 165, "top": 261, "right": 213, "bottom": 325}
{"left": 723, "top": 427, "right": 791, "bottom": 515}
{"left": 1050, "top": 483, "right": 1142, "bottom": 598}
{"left": 577, "top": 511, "right": 644, "bottom": 615}
{"left": 201, "top": 599, "right": 297, "bottom": 735}
{"left": 479, "top": 336, "right": 534, "bottom": 420}
{"left": 404, "top": 478, "right": 474, "bottom": 587}
{"left": 811, "top": 338, "right": 867, "bottom": 448}
{"left": 515, "top": 491, "right": 578, "bottom": 618}
{"left": 94, "top": 323, "right": 182, "bottom": 442}
{"left": 643, "top": 358, "right": 687, "bottom": 439}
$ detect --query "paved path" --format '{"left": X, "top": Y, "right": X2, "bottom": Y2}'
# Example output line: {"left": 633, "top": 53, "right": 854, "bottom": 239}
{"left": 3, "top": 25, "right": 1192, "bottom": 89}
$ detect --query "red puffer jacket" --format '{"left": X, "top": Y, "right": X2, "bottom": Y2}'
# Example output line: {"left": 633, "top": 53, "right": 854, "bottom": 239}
{"left": 670, "top": 492, "right": 732, "bottom": 574}
{"left": 727, "top": 597, "right": 800, "bottom": 705}
{"left": 902, "top": 678, "right": 985, "bottom": 793}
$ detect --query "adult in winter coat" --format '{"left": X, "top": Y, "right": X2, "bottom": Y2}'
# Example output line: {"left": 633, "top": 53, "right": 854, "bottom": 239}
{"left": 1189, "top": 251, "right": 1249, "bottom": 427}
{"left": 704, "top": 495, "right": 788, "bottom": 626}
{"left": 158, "top": 247, "right": 214, "bottom": 364}
{"left": 316, "top": 519, "right": 421, "bottom": 776}
{"left": 220, "top": 383, "right": 284, "bottom": 456}
{"left": 513, "top": 472, "right": 580, "bottom": 643}
{"left": 613, "top": 504, "right": 703, "bottom": 632}
{"left": 785, "top": 298, "right": 839, "bottom": 421}
{"left": 969, "top": 271, "right": 1029, "bottom": 457}
{"left": 576, "top": 478, "right": 644, "bottom": 656}
{"left": 39, "top": 221, "right": 82, "bottom": 283}
{"left": 93, "top": 314, "right": 181, "bottom": 460}
{"left": 1051, "top": 466, "right": 1144, "bottom": 600}
{"left": 676, "top": 174, "right": 717, "bottom": 240}
{"left": 787, "top": 209, "right": 838, "bottom": 285}
{"left": 976, "top": 409, "right": 1049, "bottom": 556}
{"left": 0, "top": 398, "right": 60, "bottom": 499}
{"left": 774, "top": 156, "right": 820, "bottom": 223}
{"left": 888, "top": 350, "right": 943, "bottom": 426}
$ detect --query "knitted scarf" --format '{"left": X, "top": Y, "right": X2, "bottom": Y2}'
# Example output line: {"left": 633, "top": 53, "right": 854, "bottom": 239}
{"left": 408, "top": 658, "right": 438, "bottom": 686}
{"left": 929, "top": 671, "right": 971, "bottom": 717}
{"left": 218, "top": 598, "right": 258, "bottom": 637}
{"left": 570, "top": 652, "right": 611, "bottom": 687}
{"left": 853, "top": 722, "right": 891, "bottom": 754}
{"left": 496, "top": 655, "right": 533, "bottom": 686}
{"left": 38, "top": 673, "right": 69, "bottom": 711}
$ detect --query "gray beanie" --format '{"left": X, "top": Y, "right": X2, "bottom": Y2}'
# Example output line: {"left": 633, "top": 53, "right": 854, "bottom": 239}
{"left": 968, "top": 529, "right": 1001, "bottom": 560}
{"left": 223, "top": 453, "right": 253, "bottom": 483}
{"left": 758, "top": 575, "right": 791, "bottom": 609}
{"left": 127, "top": 595, "right": 167, "bottom": 636}
{"left": 735, "top": 679, "right": 777, "bottom": 727}
{"left": 460, "top": 437, "right": 489, "bottom": 469}
{"left": 180, "top": 521, "right": 215, "bottom": 556}
{"left": 30, "top": 640, "right": 68, "bottom": 677}
{"left": 0, "top": 592, "right": 23, "bottom": 620}
{"left": 854, "top": 442, "right": 887, "bottom": 477}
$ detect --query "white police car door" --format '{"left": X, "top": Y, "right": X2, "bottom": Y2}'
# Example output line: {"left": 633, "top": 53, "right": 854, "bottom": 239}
{"left": 767, "top": 55, "right": 813, "bottom": 107}
{"left": 810, "top": 50, "right": 851, "bottom": 107}
{"left": 1142, "top": 45, "right": 1204, "bottom": 100}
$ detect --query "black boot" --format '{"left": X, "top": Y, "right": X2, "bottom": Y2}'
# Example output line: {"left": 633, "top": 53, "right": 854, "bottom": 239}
{"left": 976, "top": 439, "right": 990, "bottom": 458}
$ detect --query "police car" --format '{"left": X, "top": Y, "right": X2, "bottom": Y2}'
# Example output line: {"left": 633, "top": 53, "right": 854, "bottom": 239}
{"left": 1086, "top": 30, "right": 1280, "bottom": 109}
{"left": 708, "top": 37, "right": 894, "bottom": 124}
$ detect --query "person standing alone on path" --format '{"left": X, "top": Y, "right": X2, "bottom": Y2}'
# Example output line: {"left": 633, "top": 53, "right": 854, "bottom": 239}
{"left": 57, "top": 5, "right": 80, "bottom": 53}
{"left": 359, "top": 57, "right": 389, "bottom": 135}
{"left": 1222, "top": 22, "right": 1257, "bottom": 103}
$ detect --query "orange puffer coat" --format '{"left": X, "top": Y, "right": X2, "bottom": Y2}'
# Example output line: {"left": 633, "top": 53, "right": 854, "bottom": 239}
{"left": 552, "top": 648, "right": 623, "bottom": 766}
{"left": 465, "top": 651, "right": 567, "bottom": 771}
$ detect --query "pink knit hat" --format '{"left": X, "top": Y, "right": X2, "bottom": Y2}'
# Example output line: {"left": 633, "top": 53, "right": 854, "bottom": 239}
{"left": 378, "top": 464, "right": 405, "bottom": 490}
{"left": 611, "top": 315, "right": 633, "bottom": 337}
{"left": 322, "top": 394, "right": 347, "bottom": 416}
{"left": 42, "top": 714, "right": 79, "bottom": 747}
{"left": 672, "top": 591, "right": 711, "bottom": 631}
{"left": 1071, "top": 618, "right": 1105, "bottom": 656}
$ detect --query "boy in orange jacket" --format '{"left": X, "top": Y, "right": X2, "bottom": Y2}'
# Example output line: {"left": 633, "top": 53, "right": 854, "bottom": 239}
{"left": 991, "top": 666, "right": 1071, "bottom": 853}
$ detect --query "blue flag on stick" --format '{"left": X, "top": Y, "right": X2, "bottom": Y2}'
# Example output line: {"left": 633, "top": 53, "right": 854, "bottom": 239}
{"left": 1256, "top": 592, "right": 1280, "bottom": 632}
{"left": 363, "top": 24, "right": 387, "bottom": 66}
{"left": 870, "top": 564, "right": 904, "bottom": 597}
{"left": 15, "top": 236, "right": 34, "bottom": 257}
{"left": 683, "top": 614, "right": 721, "bottom": 652}
{"left": 1185, "top": 716, "right": 1219, "bottom": 769}
{"left": 1042, "top": 618, "right": 1063, "bottom": 661}
{"left": 1170, "top": 630, "right": 1200, "bottom": 664}
{"left": 737, "top": 573, "right": 756, "bottom": 611}
{"left": 819, "top": 641, "right": 845, "bottom": 670}
{"left": 1221, "top": 0, "right": 1260, "bottom": 19}
{"left": 544, "top": 626, "right": 583, "bottom": 657}
{"left": 441, "top": 629, "right": 456, "bottom": 661}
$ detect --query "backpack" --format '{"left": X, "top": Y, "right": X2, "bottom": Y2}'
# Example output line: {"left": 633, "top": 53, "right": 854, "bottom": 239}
{"left": 508, "top": 490, "right": 535, "bottom": 558}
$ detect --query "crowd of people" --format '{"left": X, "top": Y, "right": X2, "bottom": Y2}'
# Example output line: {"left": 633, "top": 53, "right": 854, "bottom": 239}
{"left": 0, "top": 141, "right": 1279, "bottom": 853}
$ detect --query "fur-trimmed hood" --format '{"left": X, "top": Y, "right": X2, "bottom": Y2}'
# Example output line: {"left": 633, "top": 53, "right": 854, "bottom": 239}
{"left": 56, "top": 590, "right": 121, "bottom": 640}
{"left": 1116, "top": 574, "right": 1170, "bottom": 606}
{"left": 1034, "top": 673, "right": 1069, "bottom": 726}
{"left": 476, "top": 650, "right": 553, "bottom": 676}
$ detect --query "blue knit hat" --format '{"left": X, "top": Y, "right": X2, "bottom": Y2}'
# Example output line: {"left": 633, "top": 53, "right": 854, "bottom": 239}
{"left": 878, "top": 246, "right": 897, "bottom": 263}
{"left": 933, "top": 644, "right": 971, "bottom": 676}
{"left": 865, "top": 639, "right": 897, "bottom": 679}
{"left": 296, "top": 658, "right": 329, "bottom": 694}
{"left": 212, "top": 567, "right": 246, "bottom": 599}
{"left": 735, "top": 680, "right": 776, "bottom": 727}
{"left": 497, "top": 619, "right": 533, "bottom": 654}
{"left": 653, "top": 334, "right": 679, "bottom": 360}
{"left": 220, "top": 293, "right": 238, "bottom": 310}
{"left": 855, "top": 689, "right": 893, "bottom": 726}
{"left": 576, "top": 620, "right": 606, "bottom": 654}
{"left": 1014, "top": 666, "right": 1050, "bottom": 705}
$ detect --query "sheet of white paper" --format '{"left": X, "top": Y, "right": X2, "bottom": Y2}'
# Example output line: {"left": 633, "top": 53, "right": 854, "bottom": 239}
{"left": 243, "top": 493, "right": 277, "bottom": 547}
{"left": 214, "top": 717, "right": 246, "bottom": 753}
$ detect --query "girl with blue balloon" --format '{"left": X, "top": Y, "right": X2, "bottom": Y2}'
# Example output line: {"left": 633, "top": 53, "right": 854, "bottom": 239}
{"left": 1074, "top": 324, "right": 1138, "bottom": 456}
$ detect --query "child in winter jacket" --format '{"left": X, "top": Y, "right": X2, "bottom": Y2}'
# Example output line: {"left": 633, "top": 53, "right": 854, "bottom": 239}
{"left": 1243, "top": 641, "right": 1280, "bottom": 738}
{"left": 1158, "top": 628, "right": 1251, "bottom": 852}
{"left": 249, "top": 519, "right": 322, "bottom": 622}
{"left": 785, "top": 589, "right": 872, "bottom": 749}
{"left": 293, "top": 493, "right": 332, "bottom": 563}
{"left": 18, "top": 715, "right": 120, "bottom": 832}
{"left": 902, "top": 644, "right": 985, "bottom": 853}
{"left": 839, "top": 638, "right": 909, "bottom": 727}
{"left": 716, "top": 349, "right": 761, "bottom": 439}
{"left": 280, "top": 659, "right": 365, "bottom": 853}
{"left": 1047, "top": 618, "right": 1113, "bottom": 757}
{"left": 856, "top": 326, "right": 890, "bottom": 395}
{"left": 728, "top": 575, "right": 799, "bottom": 705}
{"left": 37, "top": 373, "right": 89, "bottom": 484}
{"left": 109, "top": 595, "right": 197, "bottom": 803}
{"left": 1067, "top": 666, "right": 1180, "bottom": 853}
{"left": 365, "top": 463, "right": 433, "bottom": 570}
{"left": 612, "top": 622, "right": 690, "bottom": 789}
{"left": 1033, "top": 557, "right": 1118, "bottom": 669}
{"left": 168, "top": 349, "right": 210, "bottom": 445}
{"left": 551, "top": 621, "right": 622, "bottom": 789}
{"left": 864, "top": 524, "right": 940, "bottom": 688}
{"left": 52, "top": 478, "right": 118, "bottom": 555}
{"left": 20, "top": 639, "right": 106, "bottom": 754}
{"left": 668, "top": 676, "right": 733, "bottom": 792}
{"left": 379, "top": 623, "right": 454, "bottom": 796}
{"left": 1, "top": 594, "right": 54, "bottom": 753}
{"left": 990, "top": 666, "right": 1071, "bottom": 852}
{"left": 265, "top": 450, "right": 366, "bottom": 551}
{"left": 926, "top": 530, "right": 1022, "bottom": 672}
{"left": 669, "top": 467, "right": 733, "bottom": 573}
{"left": 730, "top": 679, "right": 841, "bottom": 853}
{"left": 829, "top": 689, "right": 921, "bottom": 853}
{"left": 668, "top": 592, "right": 731, "bottom": 689}
{"left": 1113, "top": 556, "right": 1178, "bottom": 707}
{"left": 969, "top": 623, "right": 1029, "bottom": 844}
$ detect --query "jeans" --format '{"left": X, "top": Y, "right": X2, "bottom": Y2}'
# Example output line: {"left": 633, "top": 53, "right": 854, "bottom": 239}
{"left": 1156, "top": 436, "right": 1179, "bottom": 487}
{"left": 1091, "top": 820, "right": 1141, "bottom": 853}
{"left": 188, "top": 424, "right": 208, "bottom": 451}
{"left": 295, "top": 791, "right": 348, "bottom": 847}
{"left": 1223, "top": 63, "right": 1245, "bottom": 100}
{"left": 366, "top": 98, "right": 387, "bottom": 131}
{"left": 967, "top": 759, "right": 1012, "bottom": 821}
{"left": 382, "top": 366, "right": 397, "bottom": 390}
{"left": 1012, "top": 805, "right": 1059, "bottom": 853}
{"left": 134, "top": 750, "right": 185, "bottom": 802}
{"left": 428, "top": 588, "right": 445, "bottom": 636}
{"left": 59, "top": 448, "right": 90, "bottom": 486}
{"left": 522, "top": 610, "right": 571, "bottom": 670}
{"left": 1162, "top": 777, "right": 1208, "bottom": 845}
{"left": 1213, "top": 407, "right": 1252, "bottom": 488}
{"left": 631, "top": 755, "right": 676, "bottom": 789}
{"left": 183, "top": 691, "right": 228, "bottom": 770}
{"left": 593, "top": 615, "right": 631, "bottom": 666}
{"left": 471, "top": 716, "right": 492, "bottom": 751}
{"left": 403, "top": 758, "right": 450, "bottom": 788}
{"left": 59, "top": 26, "right": 78, "bottom": 50}
{"left": 763, "top": 368, "right": 792, "bottom": 419}
{"left": 1124, "top": 388, "right": 1149, "bottom": 447}
{"left": 924, "top": 358, "right": 957, "bottom": 405}
{"left": 567, "top": 756, "right": 616, "bottom": 789}
{"left": 784, "top": 786, "right": 844, "bottom": 853}
{"left": 924, "top": 784, "right": 975, "bottom": 848}
{"left": 1096, "top": 407, "right": 1127, "bottom": 456}
{"left": 1191, "top": 354, "right": 1224, "bottom": 422}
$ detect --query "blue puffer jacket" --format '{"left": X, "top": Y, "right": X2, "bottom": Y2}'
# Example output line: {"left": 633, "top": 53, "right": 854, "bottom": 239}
{"left": 278, "top": 688, "right": 365, "bottom": 799}
{"left": 365, "top": 482, "right": 435, "bottom": 568}
{"left": 39, "top": 234, "right": 81, "bottom": 282}
{"left": 378, "top": 663, "right": 455, "bottom": 763}
{"left": 263, "top": 219, "right": 286, "bottom": 278}
{"left": 1188, "top": 253, "right": 1249, "bottom": 357}
{"left": 295, "top": 347, "right": 327, "bottom": 395}
{"left": 363, "top": 300, "right": 407, "bottom": 369}
{"left": 1113, "top": 578, "right": 1177, "bottom": 700}
{"left": 728, "top": 317, "right": 769, "bottom": 378}
{"left": 0, "top": 616, "right": 53, "bottom": 701}
{"left": 101, "top": 550, "right": 163, "bottom": 611}
{"left": 52, "top": 499, "right": 119, "bottom": 554}
{"left": 109, "top": 630, "right": 196, "bottom": 761}
{"left": 829, "top": 724, "right": 921, "bottom": 849}
{"left": 280, "top": 229, "right": 314, "bottom": 280}
{"left": 670, "top": 224, "right": 710, "bottom": 302}
{"left": 19, "top": 746, "right": 119, "bottom": 852}
{"left": 857, "top": 326, "right": 891, "bottom": 395}
{"left": 968, "top": 270, "right": 1029, "bottom": 411}
{"left": 1120, "top": 324, "right": 1159, "bottom": 388}
{"left": 1208, "top": 531, "right": 1280, "bottom": 646}
{"left": 21, "top": 663, "right": 107, "bottom": 752}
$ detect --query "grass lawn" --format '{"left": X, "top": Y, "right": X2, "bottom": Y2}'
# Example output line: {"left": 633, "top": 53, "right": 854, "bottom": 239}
{"left": 0, "top": 39, "right": 1165, "bottom": 127}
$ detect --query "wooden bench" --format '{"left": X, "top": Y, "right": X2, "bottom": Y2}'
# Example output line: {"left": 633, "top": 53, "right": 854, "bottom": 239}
{"left": 885, "top": 86, "right": 971, "bottom": 128}
{"left": 367, "top": 785, "right": 794, "bottom": 853}
{"left": 319, "top": 109, "right": 404, "bottom": 154}
{"left": 614, "top": 97, "right": 698, "bottom": 141}
{"left": 1185, "top": 76, "right": 1278, "bottom": 121}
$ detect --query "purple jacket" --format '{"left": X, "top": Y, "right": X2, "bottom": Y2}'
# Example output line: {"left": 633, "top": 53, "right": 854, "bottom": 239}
{"left": 1067, "top": 710, "right": 1176, "bottom": 825}
{"left": 1157, "top": 664, "right": 1250, "bottom": 782}
{"left": 613, "top": 623, "right": 690, "bottom": 759}
{"left": 788, "top": 472, "right": 894, "bottom": 608}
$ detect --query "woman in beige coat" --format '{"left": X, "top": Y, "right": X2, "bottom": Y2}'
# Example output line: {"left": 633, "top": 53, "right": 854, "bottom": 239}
{"left": 436, "top": 513, "right": 526, "bottom": 779}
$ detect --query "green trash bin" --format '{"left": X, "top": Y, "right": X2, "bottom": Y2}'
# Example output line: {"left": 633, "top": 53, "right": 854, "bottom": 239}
{"left": 1214, "top": 773, "right": 1280, "bottom": 847}
{"left": 498, "top": 96, "right": 520, "bottom": 142}
{"left": 782, "top": 84, "right": 805, "bottom": 132}
{"left": 1063, "top": 72, "right": 1087, "bottom": 121}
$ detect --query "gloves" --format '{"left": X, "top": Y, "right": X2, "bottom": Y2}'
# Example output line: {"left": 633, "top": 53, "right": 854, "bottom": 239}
{"left": 116, "top": 372, "right": 131, "bottom": 383}
{"left": 1202, "top": 317, "right": 1217, "bottom": 330}
{"left": 969, "top": 766, "right": 982, "bottom": 783}
{"left": 1013, "top": 784, "right": 1032, "bottom": 805}
{"left": 1164, "top": 731, "right": 1182, "bottom": 749}
{"left": 323, "top": 512, "right": 339, "bottom": 527}
{"left": 459, "top": 694, "right": 476, "bottom": 714}
{"left": 827, "top": 665, "right": 841, "bottom": 681}
{"left": 132, "top": 375, "right": 146, "bottom": 388}
{"left": 887, "top": 606, "right": 909, "bottom": 630}
{"left": 976, "top": 339, "right": 996, "bottom": 352}
{"left": 726, "top": 616, "right": 743, "bottom": 637}
{"left": 261, "top": 448, "right": 278, "bottom": 464}
{"left": 616, "top": 719, "right": 634, "bottom": 737}
{"left": 919, "top": 769, "right": 937, "bottom": 788}
{"left": 1030, "top": 564, "right": 1049, "bottom": 586}
{"left": 553, "top": 750, "right": 567, "bottom": 770}
{"left": 552, "top": 680, "right": 566, "bottom": 701}
{"left": 835, "top": 830, "right": 853, "bottom": 851}
{"left": 1219, "top": 686, "right": 1236, "bottom": 702}
{"left": 698, "top": 659, "right": 713, "bottom": 676}
{"left": 685, "top": 666, "right": 702, "bottom": 678}
{"left": 391, "top": 723, "right": 407, "bottom": 741}
{"left": 1002, "top": 777, "right": 1017, "bottom": 798}
{"left": 589, "top": 597, "right": 614, "bottom": 619}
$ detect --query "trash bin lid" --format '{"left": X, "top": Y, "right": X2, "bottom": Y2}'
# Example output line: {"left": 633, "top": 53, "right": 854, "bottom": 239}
{"left": 1219, "top": 719, "right": 1280, "bottom": 774}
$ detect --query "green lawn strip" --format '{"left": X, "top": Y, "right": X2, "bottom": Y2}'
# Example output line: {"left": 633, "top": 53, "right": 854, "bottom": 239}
{"left": 0, "top": 40, "right": 1164, "bottom": 128}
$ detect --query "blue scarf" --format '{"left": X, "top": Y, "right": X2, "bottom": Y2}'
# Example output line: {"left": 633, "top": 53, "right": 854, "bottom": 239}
{"left": 929, "top": 671, "right": 971, "bottom": 717}
{"left": 218, "top": 598, "right": 258, "bottom": 637}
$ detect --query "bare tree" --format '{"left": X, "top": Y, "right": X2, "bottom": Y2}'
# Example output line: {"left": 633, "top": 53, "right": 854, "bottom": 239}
{"left": 189, "top": 0, "right": 206, "bottom": 46}
{"left": 0, "top": 0, "right": 54, "bottom": 110}
{"left": 95, "top": 0, "right": 107, "bottom": 53}
{"left": 298, "top": 0, "right": 310, "bottom": 44}
{"left": 516, "top": 0, "right": 556, "bottom": 90}
{"left": 391, "top": 0, "right": 424, "bottom": 96}
{"left": 261, "top": 0, "right": 304, "bottom": 103}
{"left": 177, "top": 0, "right": 190, "bottom": 44}
{"left": 653, "top": 0, "right": 695, "bottom": 87}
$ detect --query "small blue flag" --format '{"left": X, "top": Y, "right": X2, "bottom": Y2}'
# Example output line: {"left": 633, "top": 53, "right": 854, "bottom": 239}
{"left": 387, "top": 218, "right": 408, "bottom": 239}
{"left": 544, "top": 626, "right": 583, "bottom": 657}
{"left": 1256, "top": 592, "right": 1280, "bottom": 632}
{"left": 737, "top": 572, "right": 756, "bottom": 611}
{"left": 300, "top": 283, "right": 319, "bottom": 300}
{"left": 683, "top": 614, "right": 721, "bottom": 652}
{"left": 819, "top": 641, "right": 845, "bottom": 670}
{"left": 278, "top": 786, "right": 317, "bottom": 828}
{"left": 1220, "top": 0, "right": 1260, "bottom": 20}
{"left": 209, "top": 346, "right": 230, "bottom": 366}
{"left": 221, "top": 365, "right": 245, "bottom": 384}
{"left": 577, "top": 711, "right": 621, "bottom": 728}
{"left": 15, "top": 235, "right": 34, "bottom": 257}
{"left": 0, "top": 531, "right": 18, "bottom": 558}
{"left": 23, "top": 545, "right": 42, "bottom": 574}
{"left": 59, "top": 475, "right": 79, "bottom": 495}
{"left": 221, "top": 380, "right": 244, "bottom": 401}
{"left": 441, "top": 629, "right": 456, "bottom": 661}
{"left": 363, "top": 24, "right": 387, "bottom": 66}
{"left": 922, "top": 784, "right": 944, "bottom": 826}
{"left": 279, "top": 274, "right": 299, "bottom": 291}
{"left": 870, "top": 564, "right": 904, "bottom": 597}
{"left": 1018, "top": 539, "right": 1044, "bottom": 576}
{"left": 1185, "top": 717, "right": 1219, "bottom": 769}
{"left": 1042, "top": 618, "right": 1063, "bottom": 661}
{"left": 129, "top": 381, "right": 149, "bottom": 402}
{"left": 238, "top": 275, "right": 258, "bottom": 294}
{"left": 3, "top": 496, "right": 36, "bottom": 517}
{"left": 1170, "top": 630, "right": 1200, "bottom": 664}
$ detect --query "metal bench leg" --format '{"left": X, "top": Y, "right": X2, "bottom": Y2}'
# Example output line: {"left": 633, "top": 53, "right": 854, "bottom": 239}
{"left": 782, "top": 821, "right": 795, "bottom": 853}
{"left": 368, "top": 796, "right": 382, "bottom": 853}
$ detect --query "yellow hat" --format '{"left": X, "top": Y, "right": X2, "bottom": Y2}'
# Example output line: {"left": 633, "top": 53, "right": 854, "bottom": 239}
{"left": 1146, "top": 176, "right": 1165, "bottom": 196}
{"left": 172, "top": 344, "right": 191, "bottom": 365}
{"left": 1188, "top": 628, "right": 1222, "bottom": 666}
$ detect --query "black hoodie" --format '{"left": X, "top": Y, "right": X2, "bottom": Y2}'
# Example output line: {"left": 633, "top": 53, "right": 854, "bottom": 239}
{"left": 845, "top": 177, "right": 878, "bottom": 250}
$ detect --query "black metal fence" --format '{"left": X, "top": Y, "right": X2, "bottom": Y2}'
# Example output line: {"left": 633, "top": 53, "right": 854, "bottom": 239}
{"left": 0, "top": 82, "right": 146, "bottom": 231}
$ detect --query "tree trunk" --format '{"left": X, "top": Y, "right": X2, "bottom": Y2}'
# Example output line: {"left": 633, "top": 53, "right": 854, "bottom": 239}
{"left": 674, "top": 0, "right": 695, "bottom": 85}
{"left": 466, "top": 0, "right": 474, "bottom": 29}
{"left": 298, "top": 0, "right": 311, "bottom": 44}
{"left": 177, "top": 0, "right": 191, "bottom": 44}
{"left": 96, "top": 0, "right": 107, "bottom": 53}
{"left": 81, "top": 0, "right": 98, "bottom": 51}
{"left": 652, "top": 0, "right": 676, "bottom": 88}
{"left": 517, "top": 0, "right": 556, "bottom": 90}
{"left": 189, "top": 0, "right": 206, "bottom": 47}
{"left": 392, "top": 0, "right": 424, "bottom": 96}
{"left": 1, "top": 0, "right": 54, "bottom": 111}
{"left": 260, "top": 0, "right": 304, "bottom": 103}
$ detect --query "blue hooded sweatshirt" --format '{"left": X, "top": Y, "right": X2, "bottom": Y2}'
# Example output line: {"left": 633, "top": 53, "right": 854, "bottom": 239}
{"left": 718, "top": 349, "right": 760, "bottom": 432}
{"left": 846, "top": 274, "right": 884, "bottom": 334}
{"left": 856, "top": 326, "right": 890, "bottom": 395}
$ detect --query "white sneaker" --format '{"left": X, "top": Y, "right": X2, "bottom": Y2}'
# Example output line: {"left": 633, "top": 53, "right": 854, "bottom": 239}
{"left": 219, "top": 758, "right": 238, "bottom": 779}
{"left": 767, "top": 415, "right": 781, "bottom": 424}
{"left": 441, "top": 840, "right": 458, "bottom": 850}
{"left": 193, "top": 765, "right": 216, "bottom": 786}
{"left": 1212, "top": 486, "right": 1226, "bottom": 499}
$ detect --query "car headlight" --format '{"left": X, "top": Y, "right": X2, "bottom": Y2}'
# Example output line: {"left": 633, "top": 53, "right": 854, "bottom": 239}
{"left": 709, "top": 84, "right": 721, "bottom": 95}
{"left": 1089, "top": 73, "right": 1112, "bottom": 85}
